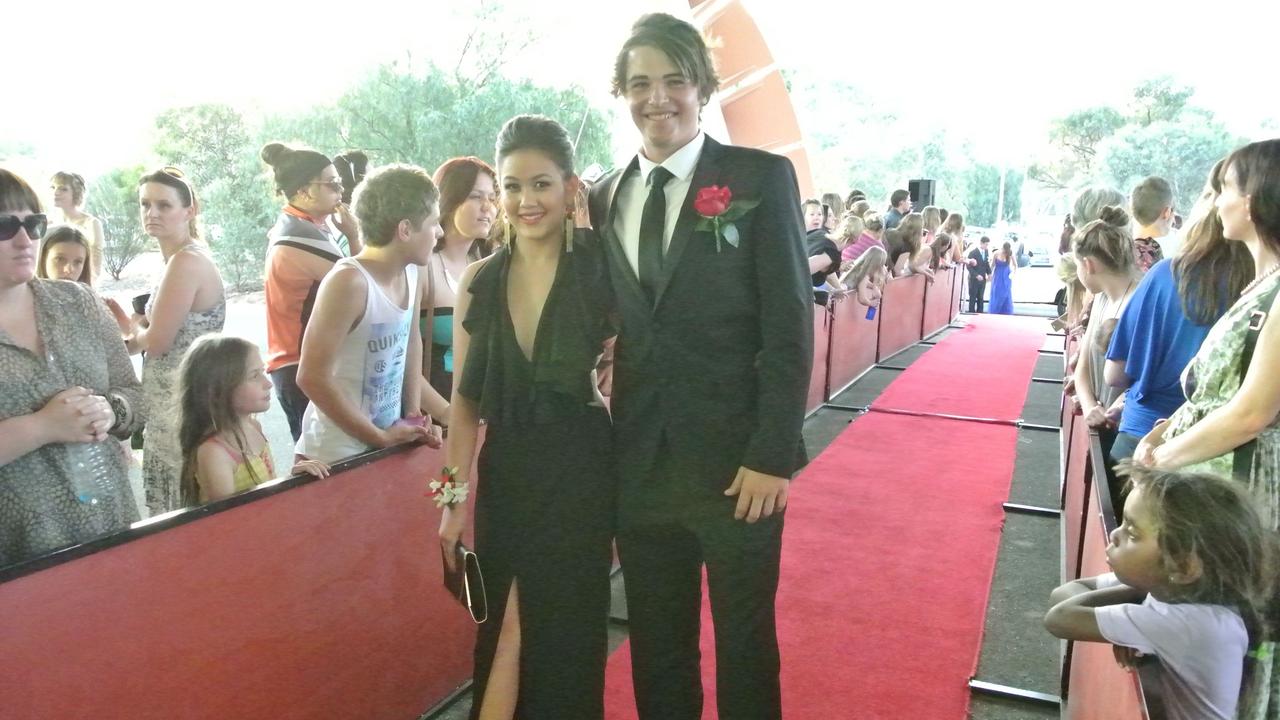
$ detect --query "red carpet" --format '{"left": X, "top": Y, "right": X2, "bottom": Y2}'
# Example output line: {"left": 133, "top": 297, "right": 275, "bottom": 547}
{"left": 604, "top": 314, "right": 1048, "bottom": 718}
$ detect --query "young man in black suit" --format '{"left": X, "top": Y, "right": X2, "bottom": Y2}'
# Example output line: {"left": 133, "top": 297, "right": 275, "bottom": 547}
{"left": 587, "top": 13, "right": 811, "bottom": 720}
{"left": 967, "top": 235, "right": 992, "bottom": 312}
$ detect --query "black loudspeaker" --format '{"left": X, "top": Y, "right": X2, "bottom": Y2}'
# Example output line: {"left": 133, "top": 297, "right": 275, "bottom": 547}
{"left": 908, "top": 179, "right": 936, "bottom": 211}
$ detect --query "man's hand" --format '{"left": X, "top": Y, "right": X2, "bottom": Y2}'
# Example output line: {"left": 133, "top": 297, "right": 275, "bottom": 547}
{"left": 725, "top": 466, "right": 789, "bottom": 523}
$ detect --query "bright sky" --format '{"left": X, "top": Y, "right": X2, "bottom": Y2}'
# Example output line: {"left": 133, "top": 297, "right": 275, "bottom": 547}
{"left": 4, "top": 0, "right": 1278, "bottom": 178}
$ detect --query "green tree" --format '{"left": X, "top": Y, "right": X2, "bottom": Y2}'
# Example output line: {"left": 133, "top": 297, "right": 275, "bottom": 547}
{"left": 85, "top": 166, "right": 150, "bottom": 280}
{"left": 153, "top": 104, "right": 274, "bottom": 290}
{"left": 963, "top": 164, "right": 1023, "bottom": 227}
{"left": 1100, "top": 119, "right": 1240, "bottom": 215}
{"left": 263, "top": 63, "right": 613, "bottom": 176}
{"left": 153, "top": 104, "right": 253, "bottom": 190}
{"left": 202, "top": 155, "right": 278, "bottom": 291}
{"left": 1130, "top": 76, "right": 1194, "bottom": 127}
{"left": 1028, "top": 107, "right": 1126, "bottom": 190}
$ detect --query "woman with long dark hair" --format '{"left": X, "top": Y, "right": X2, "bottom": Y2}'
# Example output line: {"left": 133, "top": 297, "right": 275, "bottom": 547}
{"left": 438, "top": 115, "right": 616, "bottom": 719}
{"left": 988, "top": 240, "right": 1016, "bottom": 314}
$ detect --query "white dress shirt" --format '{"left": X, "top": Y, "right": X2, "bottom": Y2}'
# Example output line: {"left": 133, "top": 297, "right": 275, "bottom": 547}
{"left": 612, "top": 132, "right": 707, "bottom": 277}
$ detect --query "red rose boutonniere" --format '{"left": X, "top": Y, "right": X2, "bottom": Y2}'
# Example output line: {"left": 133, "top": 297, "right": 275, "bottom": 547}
{"left": 693, "top": 185, "right": 759, "bottom": 252}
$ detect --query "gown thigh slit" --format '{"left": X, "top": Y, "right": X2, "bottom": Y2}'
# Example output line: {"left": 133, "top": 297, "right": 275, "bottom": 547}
{"left": 459, "top": 233, "right": 616, "bottom": 720}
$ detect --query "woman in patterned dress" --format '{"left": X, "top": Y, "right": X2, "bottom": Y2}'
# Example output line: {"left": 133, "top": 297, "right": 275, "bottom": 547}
{"left": 126, "top": 168, "right": 225, "bottom": 517}
{"left": 1136, "top": 139, "right": 1280, "bottom": 719}
{"left": 0, "top": 169, "right": 144, "bottom": 567}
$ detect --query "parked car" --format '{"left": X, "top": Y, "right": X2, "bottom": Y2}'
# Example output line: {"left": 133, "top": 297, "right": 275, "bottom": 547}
{"left": 1024, "top": 233, "right": 1056, "bottom": 267}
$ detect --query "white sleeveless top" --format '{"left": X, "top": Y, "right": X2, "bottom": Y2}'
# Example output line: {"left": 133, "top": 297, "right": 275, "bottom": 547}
{"left": 295, "top": 258, "right": 418, "bottom": 464}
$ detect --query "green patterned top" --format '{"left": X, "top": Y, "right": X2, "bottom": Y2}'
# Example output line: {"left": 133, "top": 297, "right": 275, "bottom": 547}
{"left": 1163, "top": 270, "right": 1280, "bottom": 719}
{"left": 1164, "top": 271, "right": 1280, "bottom": 486}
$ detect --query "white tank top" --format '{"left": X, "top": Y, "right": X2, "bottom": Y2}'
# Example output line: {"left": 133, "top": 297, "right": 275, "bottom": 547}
{"left": 295, "top": 258, "right": 418, "bottom": 463}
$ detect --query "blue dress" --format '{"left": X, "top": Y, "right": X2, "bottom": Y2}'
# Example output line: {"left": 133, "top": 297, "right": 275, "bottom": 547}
{"left": 989, "top": 257, "right": 1014, "bottom": 314}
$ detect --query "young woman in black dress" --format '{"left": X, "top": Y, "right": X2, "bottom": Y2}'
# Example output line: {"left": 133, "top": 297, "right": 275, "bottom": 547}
{"left": 438, "top": 115, "right": 616, "bottom": 719}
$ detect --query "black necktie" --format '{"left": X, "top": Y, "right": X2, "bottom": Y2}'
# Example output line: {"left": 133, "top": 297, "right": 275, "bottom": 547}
{"left": 639, "top": 166, "right": 674, "bottom": 305}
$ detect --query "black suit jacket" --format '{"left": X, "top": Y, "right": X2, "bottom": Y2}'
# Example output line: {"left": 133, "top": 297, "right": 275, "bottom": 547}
{"left": 588, "top": 136, "right": 812, "bottom": 491}
{"left": 968, "top": 247, "right": 992, "bottom": 279}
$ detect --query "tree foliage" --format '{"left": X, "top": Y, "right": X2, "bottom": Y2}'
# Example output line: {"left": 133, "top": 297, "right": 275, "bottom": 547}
{"left": 154, "top": 104, "right": 275, "bottom": 291}
{"left": 1099, "top": 120, "right": 1240, "bottom": 214}
{"left": 964, "top": 165, "right": 1024, "bottom": 228}
{"left": 85, "top": 165, "right": 150, "bottom": 280}
{"left": 1130, "top": 76, "right": 1193, "bottom": 127}
{"left": 1028, "top": 107, "right": 1126, "bottom": 190}
{"left": 1030, "top": 78, "right": 1243, "bottom": 211}
{"left": 262, "top": 61, "right": 613, "bottom": 177}
{"left": 153, "top": 104, "right": 253, "bottom": 190}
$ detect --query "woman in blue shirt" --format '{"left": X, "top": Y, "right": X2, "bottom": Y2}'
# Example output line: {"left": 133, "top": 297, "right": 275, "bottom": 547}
{"left": 1105, "top": 165, "right": 1254, "bottom": 460}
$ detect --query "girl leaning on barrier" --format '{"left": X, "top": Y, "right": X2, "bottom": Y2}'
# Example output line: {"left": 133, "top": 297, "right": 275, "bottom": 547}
{"left": 0, "top": 169, "right": 144, "bottom": 567}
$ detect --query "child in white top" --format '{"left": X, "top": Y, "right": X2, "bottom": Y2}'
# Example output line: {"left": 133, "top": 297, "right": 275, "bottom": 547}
{"left": 295, "top": 164, "right": 443, "bottom": 464}
{"left": 1044, "top": 464, "right": 1274, "bottom": 720}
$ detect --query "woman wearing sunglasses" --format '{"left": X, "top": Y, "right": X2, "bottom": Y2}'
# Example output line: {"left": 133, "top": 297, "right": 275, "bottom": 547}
{"left": 126, "top": 167, "right": 225, "bottom": 516}
{"left": 0, "top": 169, "right": 144, "bottom": 567}
{"left": 261, "top": 143, "right": 363, "bottom": 441}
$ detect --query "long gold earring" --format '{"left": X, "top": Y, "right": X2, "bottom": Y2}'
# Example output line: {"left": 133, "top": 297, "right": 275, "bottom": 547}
{"left": 503, "top": 218, "right": 511, "bottom": 246}
{"left": 564, "top": 211, "right": 574, "bottom": 253}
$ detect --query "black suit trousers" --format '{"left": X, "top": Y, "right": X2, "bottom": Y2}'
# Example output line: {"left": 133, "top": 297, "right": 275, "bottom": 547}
{"left": 617, "top": 447, "right": 784, "bottom": 720}
{"left": 968, "top": 276, "right": 987, "bottom": 313}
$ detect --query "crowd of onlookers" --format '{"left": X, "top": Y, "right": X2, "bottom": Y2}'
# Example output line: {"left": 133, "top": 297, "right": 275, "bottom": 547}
{"left": 0, "top": 150, "right": 468, "bottom": 566}
{"left": 4, "top": 130, "right": 1280, "bottom": 720}
{"left": 799, "top": 187, "right": 1022, "bottom": 315}
{"left": 1044, "top": 142, "right": 1280, "bottom": 720}
{"left": 796, "top": 150, "right": 1280, "bottom": 719}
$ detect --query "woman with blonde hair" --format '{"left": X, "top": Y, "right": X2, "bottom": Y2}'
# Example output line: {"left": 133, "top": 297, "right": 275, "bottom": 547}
{"left": 821, "top": 192, "right": 845, "bottom": 231}
{"left": 49, "top": 171, "right": 105, "bottom": 284}
{"left": 842, "top": 212, "right": 886, "bottom": 264}
{"left": 1069, "top": 206, "right": 1140, "bottom": 450}
{"left": 839, "top": 245, "right": 889, "bottom": 308}
{"left": 921, "top": 206, "right": 942, "bottom": 247}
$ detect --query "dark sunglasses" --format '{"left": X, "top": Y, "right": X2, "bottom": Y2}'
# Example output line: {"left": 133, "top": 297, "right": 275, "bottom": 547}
{"left": 0, "top": 213, "right": 47, "bottom": 241}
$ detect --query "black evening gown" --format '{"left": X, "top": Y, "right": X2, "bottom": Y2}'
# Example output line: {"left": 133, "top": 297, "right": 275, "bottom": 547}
{"left": 457, "top": 230, "right": 616, "bottom": 719}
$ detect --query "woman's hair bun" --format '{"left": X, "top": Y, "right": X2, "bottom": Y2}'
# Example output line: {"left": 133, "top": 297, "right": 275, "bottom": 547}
{"left": 1099, "top": 205, "right": 1130, "bottom": 228}
{"left": 260, "top": 142, "right": 290, "bottom": 167}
